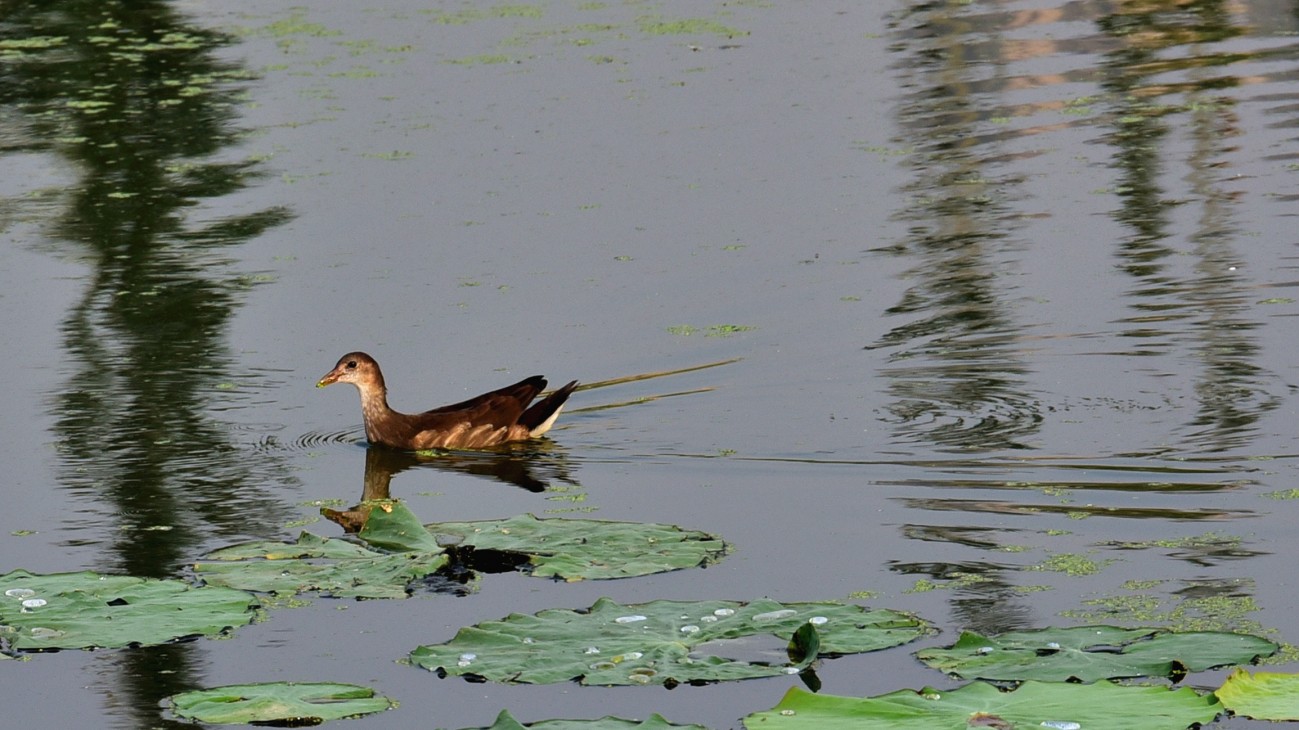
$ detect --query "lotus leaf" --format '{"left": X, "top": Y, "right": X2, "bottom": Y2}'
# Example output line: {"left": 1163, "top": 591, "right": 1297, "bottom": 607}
{"left": 0, "top": 570, "right": 256, "bottom": 651}
{"left": 193, "top": 530, "right": 449, "bottom": 600}
{"left": 479, "top": 708, "right": 707, "bottom": 729}
{"left": 743, "top": 682, "right": 1220, "bottom": 730}
{"left": 916, "top": 625, "right": 1276, "bottom": 682}
{"left": 426, "top": 513, "right": 729, "bottom": 581}
{"left": 165, "top": 681, "right": 394, "bottom": 724}
{"left": 1214, "top": 667, "right": 1299, "bottom": 720}
{"left": 411, "top": 597, "right": 930, "bottom": 686}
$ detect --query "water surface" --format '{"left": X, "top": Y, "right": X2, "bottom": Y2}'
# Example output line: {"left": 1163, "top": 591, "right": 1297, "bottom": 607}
{"left": 1, "top": 1, "right": 1297, "bottom": 728}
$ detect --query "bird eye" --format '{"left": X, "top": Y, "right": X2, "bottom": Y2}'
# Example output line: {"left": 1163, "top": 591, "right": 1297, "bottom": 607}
{"left": 346, "top": 360, "right": 357, "bottom": 369}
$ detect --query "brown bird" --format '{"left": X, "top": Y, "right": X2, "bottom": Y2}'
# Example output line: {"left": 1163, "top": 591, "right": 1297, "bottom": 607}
{"left": 316, "top": 351, "right": 578, "bottom": 450}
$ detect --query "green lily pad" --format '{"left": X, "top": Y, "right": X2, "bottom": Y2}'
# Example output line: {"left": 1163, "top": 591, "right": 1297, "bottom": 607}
{"left": 411, "top": 597, "right": 930, "bottom": 686}
{"left": 360, "top": 500, "right": 443, "bottom": 552}
{"left": 1215, "top": 667, "right": 1299, "bottom": 720}
{"left": 165, "top": 681, "right": 394, "bottom": 725}
{"left": 427, "top": 513, "right": 729, "bottom": 581}
{"left": 744, "top": 682, "right": 1220, "bottom": 729}
{"left": 0, "top": 570, "right": 257, "bottom": 651}
{"left": 478, "top": 709, "right": 707, "bottom": 729}
{"left": 193, "top": 530, "right": 450, "bottom": 600}
{"left": 915, "top": 625, "right": 1277, "bottom": 682}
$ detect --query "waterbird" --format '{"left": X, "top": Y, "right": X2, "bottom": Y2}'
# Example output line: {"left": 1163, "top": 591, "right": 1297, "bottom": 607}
{"left": 317, "top": 351, "right": 577, "bottom": 450}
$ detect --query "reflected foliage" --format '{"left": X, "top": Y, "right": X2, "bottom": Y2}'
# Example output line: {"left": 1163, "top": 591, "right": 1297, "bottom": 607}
{"left": 1, "top": 2, "right": 292, "bottom": 727}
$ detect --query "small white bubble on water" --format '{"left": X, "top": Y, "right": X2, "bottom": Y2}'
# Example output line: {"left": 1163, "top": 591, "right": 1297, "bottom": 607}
{"left": 680, "top": 625, "right": 700, "bottom": 634}
{"left": 584, "top": 646, "right": 600, "bottom": 655}
{"left": 589, "top": 661, "right": 616, "bottom": 671}
{"left": 613, "top": 652, "right": 643, "bottom": 663}
{"left": 21, "top": 598, "right": 46, "bottom": 609}
{"left": 29, "top": 627, "right": 63, "bottom": 638}
{"left": 700, "top": 615, "right": 718, "bottom": 623}
{"left": 628, "top": 673, "right": 652, "bottom": 684}
{"left": 1040, "top": 722, "right": 1080, "bottom": 730}
{"left": 713, "top": 608, "right": 735, "bottom": 617}
{"left": 522, "top": 637, "right": 534, "bottom": 644}
{"left": 782, "top": 667, "right": 800, "bottom": 674}
{"left": 1045, "top": 642, "right": 1061, "bottom": 650}
{"left": 5, "top": 589, "right": 35, "bottom": 599}
{"left": 977, "top": 646, "right": 994, "bottom": 655}
{"left": 753, "top": 609, "right": 797, "bottom": 622}
{"left": 615, "top": 615, "right": 647, "bottom": 624}
{"left": 779, "top": 710, "right": 796, "bottom": 716}
{"left": 809, "top": 616, "right": 828, "bottom": 626}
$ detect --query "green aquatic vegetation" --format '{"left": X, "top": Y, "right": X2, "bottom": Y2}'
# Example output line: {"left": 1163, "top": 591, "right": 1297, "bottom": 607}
{"left": 744, "top": 681, "right": 1220, "bottom": 730}
{"left": 478, "top": 710, "right": 705, "bottom": 729}
{"left": 1216, "top": 668, "right": 1299, "bottom": 720}
{"left": 411, "top": 597, "right": 931, "bottom": 686}
{"left": 916, "top": 625, "right": 1276, "bottom": 683}
{"left": 666, "top": 324, "right": 755, "bottom": 337}
{"left": 427, "top": 513, "right": 727, "bottom": 581}
{"left": 0, "top": 571, "right": 257, "bottom": 651}
{"left": 165, "top": 682, "right": 394, "bottom": 725}
{"left": 636, "top": 16, "right": 748, "bottom": 37}
{"left": 1030, "top": 552, "right": 1112, "bottom": 576}
{"left": 446, "top": 54, "right": 515, "bottom": 65}
{"left": 194, "top": 531, "right": 450, "bottom": 600}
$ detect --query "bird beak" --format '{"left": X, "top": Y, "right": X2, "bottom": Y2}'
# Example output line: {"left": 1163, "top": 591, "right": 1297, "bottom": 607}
{"left": 316, "top": 369, "right": 340, "bottom": 388}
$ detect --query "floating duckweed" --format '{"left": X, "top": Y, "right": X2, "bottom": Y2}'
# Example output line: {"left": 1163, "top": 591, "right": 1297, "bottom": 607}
{"left": 680, "top": 625, "right": 700, "bottom": 634}
{"left": 753, "top": 609, "right": 797, "bottom": 622}
{"left": 713, "top": 608, "right": 735, "bottom": 617}
{"left": 615, "top": 615, "right": 647, "bottom": 624}
{"left": 1040, "top": 722, "right": 1081, "bottom": 730}
{"left": 21, "top": 598, "right": 46, "bottom": 609}
{"left": 5, "top": 589, "right": 35, "bottom": 599}
{"left": 808, "top": 616, "right": 828, "bottom": 626}
{"left": 584, "top": 646, "right": 600, "bottom": 655}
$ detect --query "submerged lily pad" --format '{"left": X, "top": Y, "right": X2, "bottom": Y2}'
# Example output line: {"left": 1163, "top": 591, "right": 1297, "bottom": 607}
{"left": 916, "top": 625, "right": 1277, "bottom": 682}
{"left": 427, "top": 513, "right": 729, "bottom": 580}
{"left": 165, "top": 681, "right": 394, "bottom": 725}
{"left": 193, "top": 530, "right": 449, "bottom": 600}
{"left": 411, "top": 597, "right": 930, "bottom": 686}
{"left": 1215, "top": 667, "right": 1299, "bottom": 720}
{"left": 479, "top": 709, "right": 708, "bottom": 729}
{"left": 0, "top": 570, "right": 257, "bottom": 651}
{"left": 743, "top": 682, "right": 1221, "bottom": 730}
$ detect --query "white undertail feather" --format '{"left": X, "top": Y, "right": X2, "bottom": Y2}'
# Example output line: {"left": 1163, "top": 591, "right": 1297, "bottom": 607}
{"left": 528, "top": 405, "right": 565, "bottom": 437}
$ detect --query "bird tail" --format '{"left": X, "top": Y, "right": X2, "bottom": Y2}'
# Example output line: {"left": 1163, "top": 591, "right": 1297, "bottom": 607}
{"left": 521, "top": 380, "right": 578, "bottom": 437}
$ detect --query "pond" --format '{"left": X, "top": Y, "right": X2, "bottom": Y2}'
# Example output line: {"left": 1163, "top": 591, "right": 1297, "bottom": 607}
{"left": 1, "top": 1, "right": 1297, "bottom": 728}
